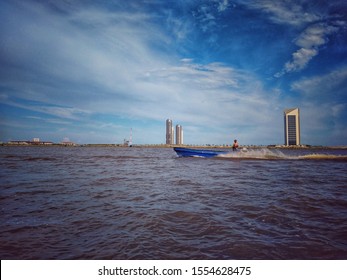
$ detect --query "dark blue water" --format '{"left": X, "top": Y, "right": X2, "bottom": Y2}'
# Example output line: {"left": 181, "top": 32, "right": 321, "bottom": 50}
{"left": 1, "top": 146, "right": 347, "bottom": 259}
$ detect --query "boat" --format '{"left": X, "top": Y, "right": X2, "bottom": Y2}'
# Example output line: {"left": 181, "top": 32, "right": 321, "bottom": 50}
{"left": 173, "top": 147, "right": 229, "bottom": 158}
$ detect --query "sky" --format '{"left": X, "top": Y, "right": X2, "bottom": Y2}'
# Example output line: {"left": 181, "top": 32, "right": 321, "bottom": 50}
{"left": 1, "top": 0, "right": 347, "bottom": 146}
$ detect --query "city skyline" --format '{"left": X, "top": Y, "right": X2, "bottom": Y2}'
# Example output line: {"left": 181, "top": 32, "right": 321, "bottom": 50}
{"left": 1, "top": 1, "right": 347, "bottom": 146}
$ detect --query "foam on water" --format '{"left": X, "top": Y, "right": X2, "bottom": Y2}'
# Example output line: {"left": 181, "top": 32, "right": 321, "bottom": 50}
{"left": 298, "top": 154, "right": 347, "bottom": 160}
{"left": 218, "top": 148, "right": 347, "bottom": 160}
{"left": 218, "top": 148, "right": 291, "bottom": 159}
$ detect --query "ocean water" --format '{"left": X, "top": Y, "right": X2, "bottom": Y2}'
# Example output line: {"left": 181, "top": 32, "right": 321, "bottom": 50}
{"left": 1, "top": 146, "right": 347, "bottom": 259}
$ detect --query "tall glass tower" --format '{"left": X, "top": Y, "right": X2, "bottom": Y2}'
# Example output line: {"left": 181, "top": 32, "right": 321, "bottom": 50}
{"left": 166, "top": 119, "right": 174, "bottom": 144}
{"left": 284, "top": 108, "right": 300, "bottom": 146}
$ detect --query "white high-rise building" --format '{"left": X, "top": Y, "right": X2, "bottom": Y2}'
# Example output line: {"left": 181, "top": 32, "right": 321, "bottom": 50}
{"left": 284, "top": 108, "right": 300, "bottom": 146}
{"left": 176, "top": 124, "right": 183, "bottom": 145}
{"left": 166, "top": 119, "right": 174, "bottom": 144}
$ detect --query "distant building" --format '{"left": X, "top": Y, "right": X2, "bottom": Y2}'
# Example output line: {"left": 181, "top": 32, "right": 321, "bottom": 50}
{"left": 8, "top": 139, "right": 53, "bottom": 145}
{"left": 123, "top": 128, "right": 133, "bottom": 147}
{"left": 284, "top": 108, "right": 300, "bottom": 146}
{"left": 8, "top": 140, "right": 29, "bottom": 145}
{"left": 176, "top": 125, "right": 183, "bottom": 145}
{"left": 61, "top": 137, "right": 76, "bottom": 146}
{"left": 61, "top": 140, "right": 76, "bottom": 146}
{"left": 166, "top": 119, "right": 174, "bottom": 144}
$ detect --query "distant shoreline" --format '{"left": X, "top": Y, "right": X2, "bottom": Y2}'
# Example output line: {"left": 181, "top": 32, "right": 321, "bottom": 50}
{"left": 1, "top": 143, "right": 347, "bottom": 149}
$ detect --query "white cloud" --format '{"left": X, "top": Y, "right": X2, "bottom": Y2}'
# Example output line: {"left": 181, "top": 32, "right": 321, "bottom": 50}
{"left": 291, "top": 67, "right": 347, "bottom": 98}
{"left": 295, "top": 24, "right": 338, "bottom": 48}
{"left": 238, "top": 0, "right": 346, "bottom": 77}
{"left": 26, "top": 116, "right": 71, "bottom": 125}
{"left": 191, "top": 0, "right": 230, "bottom": 36}
{"left": 283, "top": 48, "right": 318, "bottom": 73}
{"left": 0, "top": 1, "right": 283, "bottom": 144}
{"left": 1, "top": 97, "right": 90, "bottom": 121}
{"left": 217, "top": 0, "right": 229, "bottom": 12}
{"left": 275, "top": 22, "right": 343, "bottom": 76}
{"left": 240, "top": 0, "right": 320, "bottom": 27}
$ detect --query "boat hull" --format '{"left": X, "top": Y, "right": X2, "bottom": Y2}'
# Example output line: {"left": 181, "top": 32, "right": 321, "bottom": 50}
{"left": 173, "top": 147, "right": 228, "bottom": 158}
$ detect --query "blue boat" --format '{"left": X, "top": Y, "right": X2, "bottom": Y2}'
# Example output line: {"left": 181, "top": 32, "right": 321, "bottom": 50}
{"left": 173, "top": 147, "right": 229, "bottom": 158}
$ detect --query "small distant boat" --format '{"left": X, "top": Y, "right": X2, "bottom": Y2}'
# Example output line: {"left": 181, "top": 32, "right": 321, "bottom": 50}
{"left": 173, "top": 147, "right": 229, "bottom": 158}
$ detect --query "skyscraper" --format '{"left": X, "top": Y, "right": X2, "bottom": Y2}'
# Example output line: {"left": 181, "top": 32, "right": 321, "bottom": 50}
{"left": 166, "top": 119, "right": 174, "bottom": 144}
{"left": 284, "top": 108, "right": 300, "bottom": 146}
{"left": 176, "top": 124, "right": 183, "bottom": 145}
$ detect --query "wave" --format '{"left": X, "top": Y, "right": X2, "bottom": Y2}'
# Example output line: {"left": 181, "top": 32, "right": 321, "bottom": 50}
{"left": 217, "top": 148, "right": 347, "bottom": 160}
{"left": 298, "top": 154, "right": 347, "bottom": 160}
{"left": 218, "top": 148, "right": 289, "bottom": 160}
{"left": 23, "top": 156, "right": 57, "bottom": 161}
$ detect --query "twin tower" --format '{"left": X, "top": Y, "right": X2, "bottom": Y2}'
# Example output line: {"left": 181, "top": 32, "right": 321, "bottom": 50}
{"left": 166, "top": 119, "right": 183, "bottom": 145}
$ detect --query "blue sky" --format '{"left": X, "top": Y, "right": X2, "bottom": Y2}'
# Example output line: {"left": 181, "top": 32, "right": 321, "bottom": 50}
{"left": 1, "top": 0, "right": 346, "bottom": 145}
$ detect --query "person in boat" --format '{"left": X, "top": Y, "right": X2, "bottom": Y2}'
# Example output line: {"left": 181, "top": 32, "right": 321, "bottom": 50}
{"left": 232, "top": 139, "right": 239, "bottom": 151}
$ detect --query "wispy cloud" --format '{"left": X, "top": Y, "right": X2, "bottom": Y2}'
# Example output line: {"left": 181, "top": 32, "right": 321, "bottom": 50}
{"left": 240, "top": 0, "right": 320, "bottom": 27}
{"left": 276, "top": 22, "right": 343, "bottom": 76}
{"left": 1, "top": 1, "right": 170, "bottom": 110}
{"left": 26, "top": 116, "right": 72, "bottom": 126}
{"left": 0, "top": 0, "right": 280, "bottom": 144}
{"left": 237, "top": 0, "right": 346, "bottom": 77}
{"left": 217, "top": 0, "right": 229, "bottom": 12}
{"left": 190, "top": 0, "right": 230, "bottom": 43}
{"left": 1, "top": 97, "right": 90, "bottom": 121}
{"left": 291, "top": 66, "right": 347, "bottom": 99}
